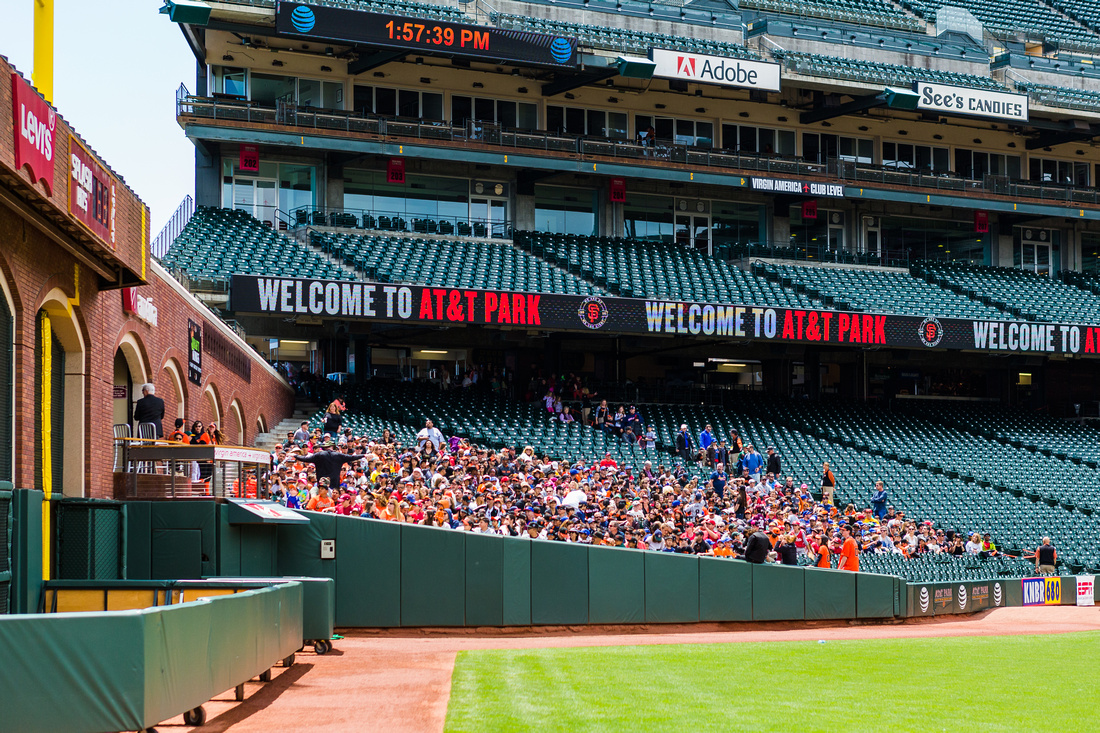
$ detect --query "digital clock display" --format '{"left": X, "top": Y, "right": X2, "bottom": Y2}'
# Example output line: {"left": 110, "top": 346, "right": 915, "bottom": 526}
{"left": 276, "top": 2, "right": 578, "bottom": 67}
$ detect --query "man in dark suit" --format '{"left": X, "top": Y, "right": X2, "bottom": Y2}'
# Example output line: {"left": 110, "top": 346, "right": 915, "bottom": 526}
{"left": 133, "top": 383, "right": 165, "bottom": 438}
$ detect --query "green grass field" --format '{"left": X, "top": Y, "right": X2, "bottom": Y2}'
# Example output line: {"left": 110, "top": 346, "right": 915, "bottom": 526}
{"left": 445, "top": 632, "right": 1099, "bottom": 732}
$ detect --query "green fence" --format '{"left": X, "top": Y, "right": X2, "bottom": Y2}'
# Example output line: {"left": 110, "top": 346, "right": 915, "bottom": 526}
{"left": 55, "top": 498, "right": 124, "bottom": 580}
{"left": 0, "top": 484, "right": 11, "bottom": 613}
{"left": 274, "top": 514, "right": 901, "bottom": 627}
{"left": 0, "top": 582, "right": 303, "bottom": 733}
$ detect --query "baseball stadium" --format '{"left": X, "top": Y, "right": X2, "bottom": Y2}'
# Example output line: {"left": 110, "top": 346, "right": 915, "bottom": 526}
{"left": 2, "top": 0, "right": 1100, "bottom": 728}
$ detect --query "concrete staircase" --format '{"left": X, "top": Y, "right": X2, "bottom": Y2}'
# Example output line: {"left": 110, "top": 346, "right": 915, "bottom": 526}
{"left": 253, "top": 399, "right": 321, "bottom": 451}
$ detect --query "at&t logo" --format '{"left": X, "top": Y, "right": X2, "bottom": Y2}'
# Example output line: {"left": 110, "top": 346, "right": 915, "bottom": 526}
{"left": 958, "top": 584, "right": 967, "bottom": 610}
{"left": 919, "top": 586, "right": 930, "bottom": 613}
{"left": 993, "top": 582, "right": 1003, "bottom": 606}
{"left": 578, "top": 296, "right": 609, "bottom": 330}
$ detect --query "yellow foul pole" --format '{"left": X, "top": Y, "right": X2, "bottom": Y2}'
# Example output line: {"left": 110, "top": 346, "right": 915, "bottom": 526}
{"left": 33, "top": 0, "right": 54, "bottom": 104}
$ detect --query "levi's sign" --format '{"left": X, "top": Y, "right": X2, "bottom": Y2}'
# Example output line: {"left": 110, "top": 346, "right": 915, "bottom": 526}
{"left": 649, "top": 49, "right": 780, "bottom": 91}
{"left": 11, "top": 72, "right": 55, "bottom": 194}
{"left": 231, "top": 275, "right": 1100, "bottom": 357}
{"left": 914, "top": 82, "right": 1028, "bottom": 122}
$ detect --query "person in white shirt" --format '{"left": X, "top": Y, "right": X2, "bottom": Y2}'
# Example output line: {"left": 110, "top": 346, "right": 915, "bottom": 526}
{"left": 965, "top": 533, "right": 982, "bottom": 554}
{"left": 416, "top": 419, "right": 444, "bottom": 452}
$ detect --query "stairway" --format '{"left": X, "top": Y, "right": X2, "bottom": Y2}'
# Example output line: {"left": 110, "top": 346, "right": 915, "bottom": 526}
{"left": 253, "top": 399, "right": 321, "bottom": 450}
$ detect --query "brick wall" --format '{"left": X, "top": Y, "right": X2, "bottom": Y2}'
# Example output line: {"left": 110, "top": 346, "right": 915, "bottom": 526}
{"left": 0, "top": 202, "right": 295, "bottom": 499}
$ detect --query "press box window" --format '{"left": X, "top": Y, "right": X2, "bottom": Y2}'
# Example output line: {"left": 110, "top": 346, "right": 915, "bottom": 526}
{"left": 355, "top": 85, "right": 443, "bottom": 120}
{"left": 882, "top": 142, "right": 949, "bottom": 172}
{"left": 455, "top": 96, "right": 538, "bottom": 129}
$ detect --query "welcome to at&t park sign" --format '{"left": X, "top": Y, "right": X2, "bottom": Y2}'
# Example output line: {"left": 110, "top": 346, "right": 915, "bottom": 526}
{"left": 230, "top": 275, "right": 1100, "bottom": 357}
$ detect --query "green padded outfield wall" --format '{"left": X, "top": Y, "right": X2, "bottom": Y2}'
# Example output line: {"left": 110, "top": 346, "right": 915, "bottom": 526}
{"left": 501, "top": 537, "right": 531, "bottom": 626}
{"left": 149, "top": 503, "right": 218, "bottom": 578}
{"left": 10, "top": 489, "right": 43, "bottom": 614}
{"left": 907, "top": 582, "right": 934, "bottom": 617}
{"left": 465, "top": 532, "right": 504, "bottom": 626}
{"left": 699, "top": 556, "right": 752, "bottom": 621}
{"left": 645, "top": 552, "right": 700, "bottom": 623}
{"left": 804, "top": 566, "right": 856, "bottom": 620}
{"left": 856, "top": 573, "right": 896, "bottom": 618}
{"left": 531, "top": 540, "right": 588, "bottom": 625}
{"left": 335, "top": 518, "right": 400, "bottom": 627}
{"left": 751, "top": 562, "right": 805, "bottom": 621}
{"left": 401, "top": 523, "right": 465, "bottom": 626}
{"left": 588, "top": 545, "right": 644, "bottom": 624}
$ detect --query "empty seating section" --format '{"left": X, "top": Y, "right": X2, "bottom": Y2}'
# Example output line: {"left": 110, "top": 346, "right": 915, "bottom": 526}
{"left": 515, "top": 232, "right": 820, "bottom": 305}
{"left": 491, "top": 12, "right": 762, "bottom": 59}
{"left": 900, "top": 0, "right": 1099, "bottom": 49}
{"left": 740, "top": 0, "right": 923, "bottom": 31}
{"left": 755, "top": 262, "right": 1017, "bottom": 319}
{"left": 1020, "top": 82, "right": 1100, "bottom": 112}
{"left": 918, "top": 261, "right": 1100, "bottom": 323}
{"left": 310, "top": 230, "right": 604, "bottom": 295}
{"left": 858, "top": 552, "right": 1036, "bottom": 580}
{"left": 782, "top": 51, "right": 1004, "bottom": 88}
{"left": 303, "top": 0, "right": 468, "bottom": 22}
{"left": 1052, "top": 0, "right": 1100, "bottom": 32}
{"left": 159, "top": 207, "right": 353, "bottom": 282}
{"left": 902, "top": 399, "right": 1100, "bottom": 465}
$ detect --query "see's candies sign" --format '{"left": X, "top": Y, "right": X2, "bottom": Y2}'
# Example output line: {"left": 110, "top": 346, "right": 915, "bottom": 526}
{"left": 11, "top": 73, "right": 55, "bottom": 194}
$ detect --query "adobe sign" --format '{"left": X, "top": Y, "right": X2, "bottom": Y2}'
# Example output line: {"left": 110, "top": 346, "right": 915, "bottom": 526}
{"left": 649, "top": 49, "right": 780, "bottom": 91}
{"left": 11, "top": 72, "right": 56, "bottom": 194}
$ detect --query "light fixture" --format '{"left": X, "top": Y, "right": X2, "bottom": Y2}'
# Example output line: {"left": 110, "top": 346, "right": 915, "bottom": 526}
{"left": 565, "top": 92, "right": 575, "bottom": 99}
{"left": 898, "top": 129, "right": 908, "bottom": 135}
{"left": 325, "top": 47, "right": 335, "bottom": 56}
{"left": 821, "top": 121, "right": 832, "bottom": 127}
{"left": 655, "top": 103, "right": 666, "bottom": 109}
{"left": 608, "top": 96, "right": 619, "bottom": 103}
{"left": 696, "top": 107, "right": 706, "bottom": 113}
{"left": 420, "top": 349, "right": 449, "bottom": 355}
{"left": 1007, "top": 141, "right": 1017, "bottom": 148}
{"left": 320, "top": 65, "right": 332, "bottom": 72}
{"left": 222, "top": 53, "right": 234, "bottom": 61}
{"left": 739, "top": 111, "right": 749, "bottom": 117}
{"left": 420, "top": 77, "right": 431, "bottom": 84}
{"left": 518, "top": 87, "right": 528, "bottom": 94}
{"left": 933, "top": 134, "right": 943, "bottom": 140}
{"left": 777, "top": 116, "right": 787, "bottom": 122}
{"left": 417, "top": 57, "right": 425, "bottom": 65}
{"left": 472, "top": 82, "right": 484, "bottom": 88}
{"left": 272, "top": 59, "right": 284, "bottom": 67}
{"left": 973, "top": 138, "right": 982, "bottom": 144}
{"left": 373, "top": 71, "right": 385, "bottom": 78}
{"left": 511, "top": 68, "right": 519, "bottom": 75}
{"left": 858, "top": 125, "right": 869, "bottom": 131}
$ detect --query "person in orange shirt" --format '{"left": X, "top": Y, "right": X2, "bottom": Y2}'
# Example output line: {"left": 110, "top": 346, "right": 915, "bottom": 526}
{"left": 837, "top": 525, "right": 859, "bottom": 572}
{"left": 813, "top": 532, "right": 831, "bottom": 568}
{"left": 306, "top": 486, "right": 335, "bottom": 512}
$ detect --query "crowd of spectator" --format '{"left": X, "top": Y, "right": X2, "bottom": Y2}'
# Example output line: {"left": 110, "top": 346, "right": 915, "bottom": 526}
{"left": 262, "top": 416, "right": 1006, "bottom": 571}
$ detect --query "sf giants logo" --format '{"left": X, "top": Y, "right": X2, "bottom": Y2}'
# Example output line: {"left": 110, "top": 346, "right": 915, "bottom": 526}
{"left": 918, "top": 316, "right": 943, "bottom": 348}
{"left": 578, "top": 296, "right": 609, "bottom": 330}
{"left": 677, "top": 56, "right": 696, "bottom": 77}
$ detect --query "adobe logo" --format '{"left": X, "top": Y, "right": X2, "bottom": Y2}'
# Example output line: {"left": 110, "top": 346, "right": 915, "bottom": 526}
{"left": 677, "top": 56, "right": 696, "bottom": 76}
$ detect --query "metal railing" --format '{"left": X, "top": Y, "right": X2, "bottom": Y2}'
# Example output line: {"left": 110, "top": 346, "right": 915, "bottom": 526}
{"left": 287, "top": 205, "right": 512, "bottom": 239}
{"left": 177, "top": 96, "right": 1100, "bottom": 208}
{"left": 152, "top": 194, "right": 195, "bottom": 259}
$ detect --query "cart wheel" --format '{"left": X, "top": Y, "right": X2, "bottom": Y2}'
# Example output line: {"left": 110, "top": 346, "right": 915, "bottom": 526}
{"left": 183, "top": 706, "right": 207, "bottom": 726}
{"left": 315, "top": 639, "right": 331, "bottom": 655}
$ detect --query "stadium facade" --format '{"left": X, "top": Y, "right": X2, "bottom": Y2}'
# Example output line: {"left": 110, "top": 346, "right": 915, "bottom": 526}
{"left": 164, "top": 0, "right": 1100, "bottom": 411}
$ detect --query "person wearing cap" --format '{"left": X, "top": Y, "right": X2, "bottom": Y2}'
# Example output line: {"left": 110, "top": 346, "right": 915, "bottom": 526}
{"left": 675, "top": 425, "right": 693, "bottom": 463}
{"left": 837, "top": 524, "right": 859, "bottom": 572}
{"left": 813, "top": 531, "right": 832, "bottom": 569}
{"left": 742, "top": 445, "right": 764, "bottom": 481}
{"left": 765, "top": 446, "right": 782, "bottom": 477}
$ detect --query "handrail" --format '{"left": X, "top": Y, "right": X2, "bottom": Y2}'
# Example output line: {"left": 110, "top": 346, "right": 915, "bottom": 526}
{"left": 151, "top": 194, "right": 195, "bottom": 259}
{"left": 177, "top": 96, "right": 1100, "bottom": 208}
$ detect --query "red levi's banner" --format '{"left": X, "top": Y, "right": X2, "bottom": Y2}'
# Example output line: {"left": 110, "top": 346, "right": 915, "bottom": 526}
{"left": 387, "top": 157, "right": 406, "bottom": 184}
{"left": 229, "top": 274, "right": 1100, "bottom": 357}
{"left": 11, "top": 72, "right": 56, "bottom": 194}
{"left": 609, "top": 177, "right": 626, "bottom": 203}
{"left": 975, "top": 210, "right": 989, "bottom": 233}
{"left": 69, "top": 136, "right": 116, "bottom": 247}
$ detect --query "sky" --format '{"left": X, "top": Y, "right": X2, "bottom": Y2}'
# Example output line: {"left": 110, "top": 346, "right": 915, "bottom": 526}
{"left": 1, "top": 0, "right": 197, "bottom": 236}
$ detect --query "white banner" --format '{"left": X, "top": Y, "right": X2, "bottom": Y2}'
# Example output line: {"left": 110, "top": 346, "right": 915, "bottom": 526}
{"left": 1077, "top": 575, "right": 1095, "bottom": 606}
{"left": 214, "top": 446, "right": 272, "bottom": 464}
{"left": 915, "top": 82, "right": 1029, "bottom": 122}
{"left": 650, "top": 49, "right": 781, "bottom": 91}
